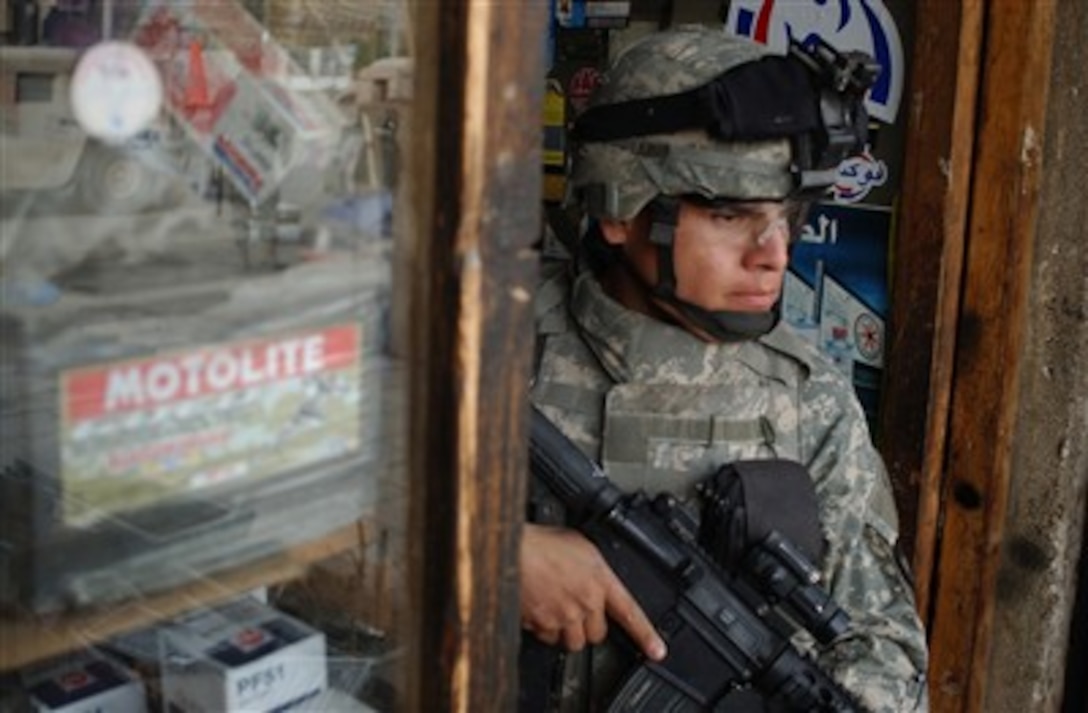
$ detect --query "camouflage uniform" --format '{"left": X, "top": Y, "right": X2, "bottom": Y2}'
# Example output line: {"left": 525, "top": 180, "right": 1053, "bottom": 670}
{"left": 526, "top": 24, "right": 928, "bottom": 712}
{"left": 530, "top": 267, "right": 929, "bottom": 712}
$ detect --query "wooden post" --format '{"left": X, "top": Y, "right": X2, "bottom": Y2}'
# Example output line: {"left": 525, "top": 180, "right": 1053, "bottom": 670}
{"left": 405, "top": 1, "right": 548, "bottom": 711}
{"left": 878, "top": 0, "right": 983, "bottom": 617}
{"left": 924, "top": 1, "right": 1058, "bottom": 710}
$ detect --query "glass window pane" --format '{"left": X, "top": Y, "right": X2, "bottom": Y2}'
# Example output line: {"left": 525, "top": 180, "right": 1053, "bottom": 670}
{"left": 1, "top": 2, "right": 415, "bottom": 710}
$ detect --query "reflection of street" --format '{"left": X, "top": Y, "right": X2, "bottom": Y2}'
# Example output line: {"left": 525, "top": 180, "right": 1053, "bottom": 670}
{"left": 1, "top": 205, "right": 218, "bottom": 300}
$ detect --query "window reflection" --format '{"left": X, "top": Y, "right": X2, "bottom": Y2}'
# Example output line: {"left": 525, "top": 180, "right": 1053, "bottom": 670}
{"left": 1, "top": 1, "right": 413, "bottom": 710}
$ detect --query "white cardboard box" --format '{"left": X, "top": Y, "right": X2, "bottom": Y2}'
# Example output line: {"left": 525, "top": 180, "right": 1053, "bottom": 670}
{"left": 21, "top": 648, "right": 147, "bottom": 713}
{"left": 160, "top": 598, "right": 327, "bottom": 713}
{"left": 296, "top": 688, "right": 377, "bottom": 712}
{"left": 130, "top": 0, "right": 342, "bottom": 205}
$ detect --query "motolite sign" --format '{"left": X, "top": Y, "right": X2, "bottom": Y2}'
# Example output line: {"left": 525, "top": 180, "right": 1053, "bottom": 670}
{"left": 60, "top": 324, "right": 363, "bottom": 525}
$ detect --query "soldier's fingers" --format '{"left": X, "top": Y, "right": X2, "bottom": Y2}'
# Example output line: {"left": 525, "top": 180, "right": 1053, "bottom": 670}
{"left": 562, "top": 625, "right": 587, "bottom": 652}
{"left": 585, "top": 608, "right": 608, "bottom": 645}
{"left": 603, "top": 576, "right": 667, "bottom": 661}
{"left": 538, "top": 629, "right": 560, "bottom": 647}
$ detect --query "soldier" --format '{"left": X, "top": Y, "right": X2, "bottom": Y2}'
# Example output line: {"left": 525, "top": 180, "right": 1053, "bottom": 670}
{"left": 521, "top": 25, "right": 928, "bottom": 712}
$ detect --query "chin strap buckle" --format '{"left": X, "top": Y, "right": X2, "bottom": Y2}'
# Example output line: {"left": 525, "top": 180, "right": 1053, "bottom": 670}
{"left": 647, "top": 196, "right": 681, "bottom": 296}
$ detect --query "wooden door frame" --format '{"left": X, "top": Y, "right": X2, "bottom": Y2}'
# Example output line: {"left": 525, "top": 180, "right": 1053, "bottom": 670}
{"left": 399, "top": 0, "right": 1064, "bottom": 708}
{"left": 878, "top": 0, "right": 982, "bottom": 623}
{"left": 404, "top": 1, "right": 549, "bottom": 711}
{"left": 881, "top": 0, "right": 1059, "bottom": 710}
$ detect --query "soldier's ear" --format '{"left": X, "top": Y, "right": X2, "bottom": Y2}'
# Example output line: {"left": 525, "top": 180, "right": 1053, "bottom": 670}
{"left": 599, "top": 218, "right": 634, "bottom": 246}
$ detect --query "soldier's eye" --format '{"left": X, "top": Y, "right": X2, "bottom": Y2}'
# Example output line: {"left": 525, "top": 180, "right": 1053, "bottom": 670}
{"left": 709, "top": 209, "right": 742, "bottom": 222}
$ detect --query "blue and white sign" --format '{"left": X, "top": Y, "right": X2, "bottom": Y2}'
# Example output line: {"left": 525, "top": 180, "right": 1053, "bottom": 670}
{"left": 782, "top": 202, "right": 893, "bottom": 423}
{"left": 832, "top": 149, "right": 888, "bottom": 203}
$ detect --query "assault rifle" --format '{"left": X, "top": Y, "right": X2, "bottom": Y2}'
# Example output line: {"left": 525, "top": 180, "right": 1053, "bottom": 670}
{"left": 527, "top": 405, "right": 867, "bottom": 712}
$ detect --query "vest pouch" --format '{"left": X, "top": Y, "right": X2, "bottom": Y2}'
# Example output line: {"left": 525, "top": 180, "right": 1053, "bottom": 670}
{"left": 600, "top": 384, "right": 779, "bottom": 496}
{"left": 698, "top": 459, "right": 826, "bottom": 570}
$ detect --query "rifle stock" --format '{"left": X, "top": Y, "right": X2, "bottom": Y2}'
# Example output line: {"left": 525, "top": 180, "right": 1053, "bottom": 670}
{"left": 527, "top": 405, "right": 868, "bottom": 712}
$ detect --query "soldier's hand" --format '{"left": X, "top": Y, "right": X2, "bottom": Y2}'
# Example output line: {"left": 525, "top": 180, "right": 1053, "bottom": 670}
{"left": 520, "top": 523, "right": 667, "bottom": 661}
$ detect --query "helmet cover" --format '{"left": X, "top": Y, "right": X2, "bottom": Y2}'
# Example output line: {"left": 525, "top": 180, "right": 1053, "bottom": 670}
{"left": 568, "top": 25, "right": 874, "bottom": 220}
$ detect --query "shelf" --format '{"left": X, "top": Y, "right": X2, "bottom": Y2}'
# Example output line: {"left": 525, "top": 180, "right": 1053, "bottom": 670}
{"left": 0, "top": 523, "right": 363, "bottom": 672}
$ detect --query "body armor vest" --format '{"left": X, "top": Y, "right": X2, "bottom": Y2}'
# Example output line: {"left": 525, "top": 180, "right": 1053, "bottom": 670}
{"left": 524, "top": 268, "right": 823, "bottom": 713}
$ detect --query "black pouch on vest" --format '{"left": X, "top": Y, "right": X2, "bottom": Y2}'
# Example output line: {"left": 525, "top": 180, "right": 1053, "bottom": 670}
{"left": 697, "top": 459, "right": 826, "bottom": 573}
{"left": 697, "top": 460, "right": 831, "bottom": 712}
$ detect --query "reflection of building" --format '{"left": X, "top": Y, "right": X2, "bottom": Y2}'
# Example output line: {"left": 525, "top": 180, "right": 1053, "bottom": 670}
{"left": 0, "top": 45, "right": 194, "bottom": 218}
{"left": 0, "top": 46, "right": 85, "bottom": 195}
{"left": 344, "top": 57, "right": 412, "bottom": 192}
{"left": 353, "top": 56, "right": 413, "bottom": 106}
{"left": 263, "top": 0, "right": 377, "bottom": 47}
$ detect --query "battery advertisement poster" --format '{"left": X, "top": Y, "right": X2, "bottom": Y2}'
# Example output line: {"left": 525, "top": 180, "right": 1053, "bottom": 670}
{"left": 60, "top": 324, "right": 363, "bottom": 526}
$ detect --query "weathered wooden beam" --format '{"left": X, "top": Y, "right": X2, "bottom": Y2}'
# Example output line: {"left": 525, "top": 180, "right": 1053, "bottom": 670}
{"left": 926, "top": 1, "right": 1058, "bottom": 710}
{"left": 982, "top": 2, "right": 1088, "bottom": 709}
{"left": 878, "top": 0, "right": 982, "bottom": 618}
{"left": 983, "top": 32, "right": 1088, "bottom": 710}
{"left": 406, "top": 1, "right": 547, "bottom": 711}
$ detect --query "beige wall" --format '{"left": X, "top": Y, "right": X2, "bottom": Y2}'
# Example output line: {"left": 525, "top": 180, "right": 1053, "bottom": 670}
{"left": 984, "top": 0, "right": 1088, "bottom": 710}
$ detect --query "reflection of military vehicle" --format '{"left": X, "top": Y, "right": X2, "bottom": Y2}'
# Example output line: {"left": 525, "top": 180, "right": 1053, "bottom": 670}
{"left": 0, "top": 46, "right": 198, "bottom": 217}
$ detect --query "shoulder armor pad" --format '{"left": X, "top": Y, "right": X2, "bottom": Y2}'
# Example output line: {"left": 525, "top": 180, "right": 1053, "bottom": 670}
{"left": 535, "top": 260, "right": 574, "bottom": 336}
{"left": 756, "top": 323, "right": 817, "bottom": 377}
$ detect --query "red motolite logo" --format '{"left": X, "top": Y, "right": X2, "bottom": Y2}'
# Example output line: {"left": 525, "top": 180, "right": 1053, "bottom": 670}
{"left": 232, "top": 627, "right": 269, "bottom": 652}
{"left": 63, "top": 325, "right": 359, "bottom": 424}
{"left": 57, "top": 669, "right": 94, "bottom": 692}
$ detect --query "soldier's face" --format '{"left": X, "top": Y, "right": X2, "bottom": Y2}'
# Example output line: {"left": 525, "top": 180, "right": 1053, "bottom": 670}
{"left": 600, "top": 198, "right": 791, "bottom": 329}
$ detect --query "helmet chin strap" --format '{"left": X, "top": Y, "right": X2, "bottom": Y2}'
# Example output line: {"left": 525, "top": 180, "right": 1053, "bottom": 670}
{"left": 643, "top": 197, "right": 781, "bottom": 343}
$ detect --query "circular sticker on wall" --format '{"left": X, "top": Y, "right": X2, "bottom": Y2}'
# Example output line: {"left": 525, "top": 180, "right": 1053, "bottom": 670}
{"left": 70, "top": 41, "right": 163, "bottom": 143}
{"left": 854, "top": 312, "right": 883, "bottom": 362}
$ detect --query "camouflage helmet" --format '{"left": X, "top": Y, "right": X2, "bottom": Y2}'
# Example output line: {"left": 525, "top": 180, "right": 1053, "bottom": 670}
{"left": 567, "top": 25, "right": 874, "bottom": 220}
